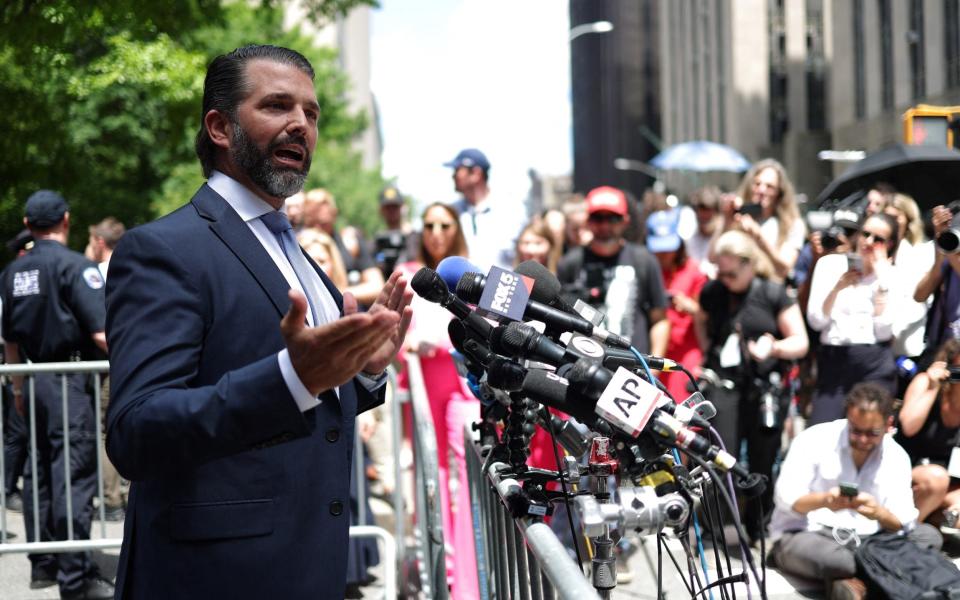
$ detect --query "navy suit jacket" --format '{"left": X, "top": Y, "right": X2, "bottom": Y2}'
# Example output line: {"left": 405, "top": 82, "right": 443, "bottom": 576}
{"left": 105, "top": 184, "right": 383, "bottom": 599}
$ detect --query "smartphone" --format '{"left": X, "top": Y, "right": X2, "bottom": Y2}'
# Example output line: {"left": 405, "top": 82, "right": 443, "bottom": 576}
{"left": 839, "top": 481, "right": 859, "bottom": 498}
{"left": 737, "top": 203, "right": 764, "bottom": 220}
{"left": 846, "top": 253, "right": 863, "bottom": 273}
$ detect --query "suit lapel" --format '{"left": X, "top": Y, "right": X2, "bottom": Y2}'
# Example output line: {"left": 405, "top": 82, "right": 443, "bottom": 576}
{"left": 192, "top": 185, "right": 292, "bottom": 319}
{"left": 193, "top": 185, "right": 349, "bottom": 410}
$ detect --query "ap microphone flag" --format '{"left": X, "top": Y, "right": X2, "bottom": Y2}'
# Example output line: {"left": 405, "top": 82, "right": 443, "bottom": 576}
{"left": 476, "top": 266, "right": 535, "bottom": 322}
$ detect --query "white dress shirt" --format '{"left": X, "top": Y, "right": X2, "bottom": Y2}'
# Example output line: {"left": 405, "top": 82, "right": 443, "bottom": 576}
{"left": 769, "top": 419, "right": 918, "bottom": 540}
{"left": 806, "top": 253, "right": 897, "bottom": 345}
{"left": 208, "top": 172, "right": 381, "bottom": 410}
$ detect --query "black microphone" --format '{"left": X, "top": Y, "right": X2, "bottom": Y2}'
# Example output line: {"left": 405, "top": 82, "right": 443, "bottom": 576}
{"left": 510, "top": 366, "right": 598, "bottom": 425}
{"left": 491, "top": 321, "right": 680, "bottom": 374}
{"left": 490, "top": 321, "right": 581, "bottom": 365}
{"left": 515, "top": 260, "right": 579, "bottom": 314}
{"left": 537, "top": 406, "right": 591, "bottom": 457}
{"left": 563, "top": 358, "right": 712, "bottom": 430}
{"left": 411, "top": 268, "right": 492, "bottom": 340}
{"left": 455, "top": 271, "right": 632, "bottom": 349}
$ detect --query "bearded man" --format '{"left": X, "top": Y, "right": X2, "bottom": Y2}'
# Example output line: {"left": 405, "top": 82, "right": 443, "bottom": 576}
{"left": 104, "top": 45, "right": 412, "bottom": 599}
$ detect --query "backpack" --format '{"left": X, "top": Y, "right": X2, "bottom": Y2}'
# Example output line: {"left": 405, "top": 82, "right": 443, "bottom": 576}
{"left": 855, "top": 531, "right": 960, "bottom": 599}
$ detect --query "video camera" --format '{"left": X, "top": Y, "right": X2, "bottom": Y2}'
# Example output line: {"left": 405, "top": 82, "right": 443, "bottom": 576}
{"left": 806, "top": 207, "right": 863, "bottom": 251}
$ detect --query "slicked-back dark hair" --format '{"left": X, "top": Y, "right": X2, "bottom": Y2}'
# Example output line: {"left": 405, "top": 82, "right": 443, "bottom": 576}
{"left": 195, "top": 44, "right": 315, "bottom": 178}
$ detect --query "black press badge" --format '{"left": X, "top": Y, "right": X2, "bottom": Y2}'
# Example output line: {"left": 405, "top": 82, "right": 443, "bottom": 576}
{"left": 477, "top": 266, "right": 535, "bottom": 322}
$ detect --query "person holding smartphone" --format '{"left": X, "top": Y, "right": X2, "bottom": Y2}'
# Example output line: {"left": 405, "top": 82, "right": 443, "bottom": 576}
{"left": 895, "top": 339, "right": 960, "bottom": 524}
{"left": 769, "top": 383, "right": 941, "bottom": 597}
{"left": 713, "top": 159, "right": 806, "bottom": 281}
{"left": 806, "top": 213, "right": 901, "bottom": 425}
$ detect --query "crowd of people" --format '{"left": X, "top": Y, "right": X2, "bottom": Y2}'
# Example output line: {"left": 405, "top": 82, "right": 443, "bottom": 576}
{"left": 1, "top": 44, "right": 958, "bottom": 598}
{"left": 353, "top": 150, "right": 960, "bottom": 598}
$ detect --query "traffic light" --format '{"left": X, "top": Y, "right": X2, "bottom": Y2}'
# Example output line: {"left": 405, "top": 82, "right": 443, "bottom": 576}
{"left": 902, "top": 105, "right": 960, "bottom": 147}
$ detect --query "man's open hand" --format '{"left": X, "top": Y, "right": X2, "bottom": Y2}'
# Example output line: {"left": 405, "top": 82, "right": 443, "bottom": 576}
{"left": 281, "top": 289, "right": 398, "bottom": 396}
{"left": 354, "top": 271, "right": 414, "bottom": 376}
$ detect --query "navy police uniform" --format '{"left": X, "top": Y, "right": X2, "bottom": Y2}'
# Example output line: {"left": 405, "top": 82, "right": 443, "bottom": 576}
{"left": 1, "top": 238, "right": 107, "bottom": 594}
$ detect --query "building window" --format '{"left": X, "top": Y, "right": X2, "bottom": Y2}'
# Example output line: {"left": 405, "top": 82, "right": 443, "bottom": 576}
{"left": 769, "top": 0, "right": 788, "bottom": 144}
{"left": 853, "top": 0, "right": 866, "bottom": 118}
{"left": 879, "top": 0, "right": 894, "bottom": 109}
{"left": 946, "top": 0, "right": 960, "bottom": 88}
{"left": 910, "top": 0, "right": 926, "bottom": 100}
{"left": 690, "top": 0, "right": 701, "bottom": 137}
{"left": 806, "top": 0, "right": 826, "bottom": 130}
{"left": 716, "top": 0, "right": 726, "bottom": 140}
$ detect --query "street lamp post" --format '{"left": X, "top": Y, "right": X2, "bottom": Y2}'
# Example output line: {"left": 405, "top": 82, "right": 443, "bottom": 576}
{"left": 613, "top": 157, "right": 658, "bottom": 177}
{"left": 568, "top": 20, "right": 614, "bottom": 42}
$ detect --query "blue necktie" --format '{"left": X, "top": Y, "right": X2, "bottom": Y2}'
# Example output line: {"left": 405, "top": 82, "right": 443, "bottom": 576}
{"left": 260, "top": 211, "right": 321, "bottom": 325}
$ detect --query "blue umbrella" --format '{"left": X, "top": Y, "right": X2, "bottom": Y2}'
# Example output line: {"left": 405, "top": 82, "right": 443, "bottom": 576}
{"left": 649, "top": 140, "right": 751, "bottom": 172}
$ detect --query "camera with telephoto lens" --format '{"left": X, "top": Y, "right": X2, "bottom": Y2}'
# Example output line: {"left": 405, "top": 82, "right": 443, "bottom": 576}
{"left": 949, "top": 366, "right": 960, "bottom": 382}
{"left": 807, "top": 208, "right": 861, "bottom": 253}
{"left": 936, "top": 200, "right": 960, "bottom": 254}
{"left": 758, "top": 371, "right": 783, "bottom": 431}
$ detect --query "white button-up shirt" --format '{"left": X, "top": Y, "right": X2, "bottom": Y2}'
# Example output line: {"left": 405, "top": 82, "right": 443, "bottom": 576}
{"left": 769, "top": 418, "right": 918, "bottom": 540}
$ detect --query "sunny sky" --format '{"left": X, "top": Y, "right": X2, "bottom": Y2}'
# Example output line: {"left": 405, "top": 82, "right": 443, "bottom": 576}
{"left": 370, "top": 0, "right": 572, "bottom": 213}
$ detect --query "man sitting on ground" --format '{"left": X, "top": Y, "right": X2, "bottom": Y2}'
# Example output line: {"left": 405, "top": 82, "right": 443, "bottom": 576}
{"left": 768, "top": 382, "right": 942, "bottom": 599}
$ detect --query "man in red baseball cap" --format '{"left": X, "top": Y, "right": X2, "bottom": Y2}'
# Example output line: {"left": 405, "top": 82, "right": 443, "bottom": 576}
{"left": 557, "top": 186, "right": 671, "bottom": 357}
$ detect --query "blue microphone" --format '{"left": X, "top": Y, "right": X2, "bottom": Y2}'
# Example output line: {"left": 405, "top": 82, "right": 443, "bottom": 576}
{"left": 436, "top": 256, "right": 478, "bottom": 292}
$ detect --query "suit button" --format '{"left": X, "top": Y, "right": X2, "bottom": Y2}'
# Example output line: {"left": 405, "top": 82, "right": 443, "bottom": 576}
{"left": 329, "top": 501, "right": 344, "bottom": 516}
{"left": 325, "top": 428, "right": 340, "bottom": 443}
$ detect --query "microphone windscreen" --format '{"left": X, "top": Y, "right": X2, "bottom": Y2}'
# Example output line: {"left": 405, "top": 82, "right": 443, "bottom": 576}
{"left": 515, "top": 261, "right": 562, "bottom": 303}
{"left": 522, "top": 369, "right": 592, "bottom": 422}
{"left": 411, "top": 268, "right": 448, "bottom": 303}
{"left": 437, "top": 256, "right": 481, "bottom": 291}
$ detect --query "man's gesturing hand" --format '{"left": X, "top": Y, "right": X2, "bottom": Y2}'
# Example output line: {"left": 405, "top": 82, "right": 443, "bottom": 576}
{"left": 354, "top": 271, "right": 414, "bottom": 376}
{"left": 281, "top": 289, "right": 399, "bottom": 396}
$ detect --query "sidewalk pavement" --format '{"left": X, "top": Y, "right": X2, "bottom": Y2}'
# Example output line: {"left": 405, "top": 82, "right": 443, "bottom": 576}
{"left": 0, "top": 508, "right": 123, "bottom": 600}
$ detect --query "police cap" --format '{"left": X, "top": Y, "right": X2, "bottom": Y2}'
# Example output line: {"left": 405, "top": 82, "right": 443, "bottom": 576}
{"left": 25, "top": 190, "right": 68, "bottom": 228}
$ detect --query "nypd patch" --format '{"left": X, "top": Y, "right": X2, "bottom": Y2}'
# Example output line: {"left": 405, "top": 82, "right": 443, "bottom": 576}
{"left": 83, "top": 267, "right": 104, "bottom": 290}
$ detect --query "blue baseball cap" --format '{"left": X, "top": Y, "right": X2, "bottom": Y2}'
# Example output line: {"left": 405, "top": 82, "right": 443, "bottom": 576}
{"left": 443, "top": 148, "right": 490, "bottom": 171}
{"left": 646, "top": 209, "right": 682, "bottom": 253}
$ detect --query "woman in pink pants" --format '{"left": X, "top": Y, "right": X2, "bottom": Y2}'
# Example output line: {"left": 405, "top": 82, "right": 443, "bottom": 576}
{"left": 396, "top": 202, "right": 479, "bottom": 599}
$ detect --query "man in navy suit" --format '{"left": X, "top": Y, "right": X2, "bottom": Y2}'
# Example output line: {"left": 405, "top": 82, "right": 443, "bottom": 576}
{"left": 104, "top": 45, "right": 413, "bottom": 599}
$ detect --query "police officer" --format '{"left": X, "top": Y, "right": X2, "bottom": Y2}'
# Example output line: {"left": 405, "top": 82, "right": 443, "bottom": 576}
{"left": 1, "top": 191, "right": 114, "bottom": 600}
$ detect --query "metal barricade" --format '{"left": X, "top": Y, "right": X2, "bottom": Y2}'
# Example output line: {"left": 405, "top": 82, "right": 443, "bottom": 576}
{"left": 351, "top": 368, "right": 404, "bottom": 600}
{"left": 0, "top": 360, "right": 117, "bottom": 553}
{"left": 399, "top": 353, "right": 449, "bottom": 600}
{"left": 466, "top": 433, "right": 600, "bottom": 600}
{"left": 0, "top": 360, "right": 444, "bottom": 599}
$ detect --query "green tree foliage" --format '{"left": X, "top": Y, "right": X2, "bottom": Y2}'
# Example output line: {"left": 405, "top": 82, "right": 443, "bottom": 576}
{"left": 0, "top": 0, "right": 383, "bottom": 259}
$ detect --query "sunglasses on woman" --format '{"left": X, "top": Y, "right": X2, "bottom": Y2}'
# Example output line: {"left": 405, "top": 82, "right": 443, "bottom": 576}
{"left": 861, "top": 231, "right": 887, "bottom": 245}
{"left": 423, "top": 221, "right": 455, "bottom": 233}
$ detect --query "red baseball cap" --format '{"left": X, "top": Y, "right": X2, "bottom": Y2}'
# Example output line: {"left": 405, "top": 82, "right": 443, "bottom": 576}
{"left": 585, "top": 186, "right": 628, "bottom": 217}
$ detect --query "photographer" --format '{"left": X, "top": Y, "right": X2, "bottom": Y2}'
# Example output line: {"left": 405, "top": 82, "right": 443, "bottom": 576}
{"left": 714, "top": 159, "right": 806, "bottom": 281}
{"left": 806, "top": 213, "right": 900, "bottom": 425}
{"left": 895, "top": 339, "right": 960, "bottom": 524}
{"left": 795, "top": 208, "right": 861, "bottom": 315}
{"left": 915, "top": 204, "right": 960, "bottom": 364}
{"left": 695, "top": 230, "right": 808, "bottom": 533}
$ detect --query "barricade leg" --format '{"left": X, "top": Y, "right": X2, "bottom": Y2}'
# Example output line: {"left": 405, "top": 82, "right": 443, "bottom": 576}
{"left": 46, "top": 373, "right": 99, "bottom": 591}
{"left": 527, "top": 546, "right": 541, "bottom": 600}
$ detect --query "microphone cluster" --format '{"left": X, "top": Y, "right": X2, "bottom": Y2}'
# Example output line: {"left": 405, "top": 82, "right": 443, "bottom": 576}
{"left": 410, "top": 258, "right": 752, "bottom": 480}
{"left": 410, "top": 256, "right": 769, "bottom": 596}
